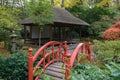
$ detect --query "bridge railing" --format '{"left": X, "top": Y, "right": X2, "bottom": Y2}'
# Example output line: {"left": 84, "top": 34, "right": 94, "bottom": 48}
{"left": 65, "top": 42, "right": 91, "bottom": 80}
{"left": 28, "top": 41, "right": 67, "bottom": 80}
{"left": 28, "top": 41, "right": 91, "bottom": 80}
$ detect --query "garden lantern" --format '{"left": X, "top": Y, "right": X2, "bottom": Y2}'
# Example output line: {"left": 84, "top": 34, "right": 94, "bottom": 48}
{"left": 10, "top": 31, "right": 17, "bottom": 52}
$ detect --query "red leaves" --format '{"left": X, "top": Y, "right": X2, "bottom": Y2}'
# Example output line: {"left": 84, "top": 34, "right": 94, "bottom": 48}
{"left": 102, "top": 22, "right": 120, "bottom": 40}
{"left": 111, "top": 22, "right": 120, "bottom": 29}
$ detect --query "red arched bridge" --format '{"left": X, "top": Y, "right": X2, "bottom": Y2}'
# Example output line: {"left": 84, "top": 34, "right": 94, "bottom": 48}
{"left": 28, "top": 41, "right": 91, "bottom": 80}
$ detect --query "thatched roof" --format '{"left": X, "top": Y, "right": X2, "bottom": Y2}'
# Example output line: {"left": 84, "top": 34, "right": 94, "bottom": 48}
{"left": 21, "top": 7, "right": 90, "bottom": 26}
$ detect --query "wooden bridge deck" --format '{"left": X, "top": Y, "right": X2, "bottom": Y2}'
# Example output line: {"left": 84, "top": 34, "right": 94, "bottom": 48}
{"left": 39, "top": 62, "right": 65, "bottom": 80}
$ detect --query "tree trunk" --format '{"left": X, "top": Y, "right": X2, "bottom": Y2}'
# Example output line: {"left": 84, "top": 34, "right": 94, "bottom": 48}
{"left": 61, "top": 0, "right": 64, "bottom": 8}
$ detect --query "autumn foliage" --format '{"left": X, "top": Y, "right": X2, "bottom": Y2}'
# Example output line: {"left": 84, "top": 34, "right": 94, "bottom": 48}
{"left": 102, "top": 22, "right": 120, "bottom": 40}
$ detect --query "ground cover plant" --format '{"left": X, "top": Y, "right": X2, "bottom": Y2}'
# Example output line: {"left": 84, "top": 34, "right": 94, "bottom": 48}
{"left": 70, "top": 63, "right": 110, "bottom": 80}
{"left": 93, "top": 40, "right": 120, "bottom": 63}
{"left": 70, "top": 62, "right": 120, "bottom": 80}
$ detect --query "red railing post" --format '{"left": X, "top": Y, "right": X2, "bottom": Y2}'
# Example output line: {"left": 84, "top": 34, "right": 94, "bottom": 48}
{"left": 42, "top": 50, "right": 45, "bottom": 69}
{"left": 65, "top": 53, "right": 71, "bottom": 80}
{"left": 64, "top": 41, "right": 67, "bottom": 55}
{"left": 76, "top": 53, "right": 79, "bottom": 62}
{"left": 28, "top": 47, "right": 33, "bottom": 80}
{"left": 87, "top": 42, "right": 91, "bottom": 60}
{"left": 58, "top": 45, "right": 61, "bottom": 61}
{"left": 52, "top": 43, "right": 54, "bottom": 62}
{"left": 85, "top": 44, "right": 88, "bottom": 54}
{"left": 48, "top": 55, "right": 50, "bottom": 63}
{"left": 64, "top": 41, "right": 71, "bottom": 80}
{"left": 81, "top": 45, "right": 83, "bottom": 53}
{"left": 63, "top": 41, "right": 67, "bottom": 61}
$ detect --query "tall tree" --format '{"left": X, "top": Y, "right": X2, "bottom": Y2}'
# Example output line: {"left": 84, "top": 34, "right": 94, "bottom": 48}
{"left": 24, "top": 0, "right": 53, "bottom": 46}
{"left": 0, "top": 5, "right": 21, "bottom": 42}
{"left": 0, "top": 6, "right": 21, "bottom": 30}
{"left": 25, "top": 0, "right": 53, "bottom": 25}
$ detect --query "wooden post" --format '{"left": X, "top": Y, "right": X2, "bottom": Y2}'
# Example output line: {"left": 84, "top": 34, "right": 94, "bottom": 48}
{"left": 65, "top": 53, "right": 71, "bottom": 80}
{"left": 58, "top": 45, "right": 61, "bottom": 61}
{"left": 52, "top": 43, "right": 54, "bottom": 62}
{"left": 70, "top": 27, "right": 72, "bottom": 40}
{"left": 64, "top": 27, "right": 66, "bottom": 40}
{"left": 85, "top": 44, "right": 88, "bottom": 54}
{"left": 30, "top": 26, "right": 32, "bottom": 40}
{"left": 38, "top": 27, "right": 41, "bottom": 47}
{"left": 87, "top": 42, "right": 91, "bottom": 60}
{"left": 64, "top": 41, "right": 71, "bottom": 80}
{"left": 79, "top": 26, "right": 81, "bottom": 42}
{"left": 24, "top": 26, "right": 27, "bottom": 44}
{"left": 64, "top": 41, "right": 67, "bottom": 55}
{"left": 76, "top": 53, "right": 79, "bottom": 62}
{"left": 28, "top": 47, "right": 33, "bottom": 80}
{"left": 42, "top": 50, "right": 45, "bottom": 69}
{"left": 48, "top": 55, "right": 50, "bottom": 63}
{"left": 81, "top": 45, "right": 83, "bottom": 53}
{"left": 58, "top": 27, "right": 61, "bottom": 41}
{"left": 51, "top": 0, "right": 54, "bottom": 6}
{"left": 50, "top": 26, "right": 53, "bottom": 41}
{"left": 61, "top": 0, "right": 64, "bottom": 8}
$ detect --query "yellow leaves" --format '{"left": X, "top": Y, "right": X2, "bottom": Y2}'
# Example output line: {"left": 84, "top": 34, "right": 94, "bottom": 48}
{"left": 97, "top": 0, "right": 113, "bottom": 7}
{"left": 82, "top": 0, "right": 87, "bottom": 6}
{"left": 54, "top": 0, "right": 61, "bottom": 7}
{"left": 107, "top": 0, "right": 113, "bottom": 7}
{"left": 0, "top": 6, "right": 20, "bottom": 30}
{"left": 54, "top": 0, "right": 80, "bottom": 8}
{"left": 65, "top": 0, "right": 71, "bottom": 7}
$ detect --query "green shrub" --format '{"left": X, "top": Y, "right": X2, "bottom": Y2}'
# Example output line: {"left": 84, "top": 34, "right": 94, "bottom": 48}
{"left": 0, "top": 51, "right": 28, "bottom": 80}
{"left": 0, "top": 48, "right": 56, "bottom": 80}
{"left": 0, "top": 30, "right": 10, "bottom": 42}
{"left": 70, "top": 63, "right": 110, "bottom": 80}
{"left": 70, "top": 62, "right": 120, "bottom": 80}
{"left": 0, "top": 54, "right": 5, "bottom": 78}
{"left": 93, "top": 40, "right": 120, "bottom": 63}
{"left": 88, "top": 21, "right": 111, "bottom": 38}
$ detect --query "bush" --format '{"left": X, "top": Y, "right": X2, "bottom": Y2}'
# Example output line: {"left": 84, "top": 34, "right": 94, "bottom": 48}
{"left": 102, "top": 28, "right": 120, "bottom": 40}
{"left": 102, "top": 22, "right": 120, "bottom": 40}
{"left": 0, "top": 30, "right": 10, "bottom": 42}
{"left": 88, "top": 21, "right": 111, "bottom": 38}
{"left": 93, "top": 40, "right": 120, "bottom": 63}
{"left": 0, "top": 48, "right": 48, "bottom": 80}
{"left": 0, "top": 51, "right": 28, "bottom": 80}
{"left": 70, "top": 62, "right": 120, "bottom": 80}
{"left": 0, "top": 54, "right": 5, "bottom": 78}
{"left": 70, "top": 63, "right": 110, "bottom": 80}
